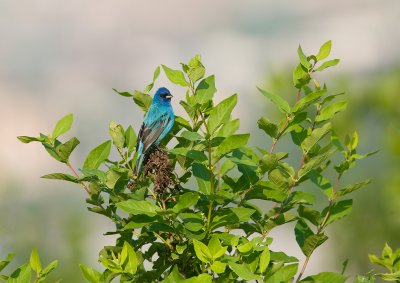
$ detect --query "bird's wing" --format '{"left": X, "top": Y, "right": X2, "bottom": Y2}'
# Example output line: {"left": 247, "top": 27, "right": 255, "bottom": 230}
{"left": 136, "top": 109, "right": 173, "bottom": 155}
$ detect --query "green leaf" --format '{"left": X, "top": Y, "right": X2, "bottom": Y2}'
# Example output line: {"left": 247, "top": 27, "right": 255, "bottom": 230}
{"left": 293, "top": 64, "right": 311, "bottom": 88}
{"left": 301, "top": 122, "right": 332, "bottom": 153}
{"left": 170, "top": 148, "right": 207, "bottom": 162}
{"left": 109, "top": 121, "right": 125, "bottom": 149}
{"left": 153, "top": 65, "right": 161, "bottom": 80}
{"left": 301, "top": 272, "right": 346, "bottom": 283}
{"left": 322, "top": 199, "right": 353, "bottom": 226}
{"left": 292, "top": 90, "right": 326, "bottom": 113}
{"left": 377, "top": 272, "right": 400, "bottom": 281}
{"left": 259, "top": 154, "right": 279, "bottom": 174}
{"left": 210, "top": 208, "right": 255, "bottom": 230}
{"left": 57, "top": 137, "right": 80, "bottom": 162}
{"left": 216, "top": 118, "right": 240, "bottom": 137}
{"left": 187, "top": 55, "right": 206, "bottom": 83}
{"left": 303, "top": 234, "right": 328, "bottom": 257}
{"left": 0, "top": 253, "right": 14, "bottom": 272}
{"left": 270, "top": 251, "right": 299, "bottom": 263}
{"left": 298, "top": 45, "right": 312, "bottom": 69}
{"left": 161, "top": 266, "right": 184, "bottom": 283}
{"left": 298, "top": 205, "right": 320, "bottom": 226}
{"left": 220, "top": 158, "right": 236, "bottom": 176}
{"left": 208, "top": 236, "right": 227, "bottom": 260}
{"left": 309, "top": 170, "right": 334, "bottom": 199}
{"left": 162, "top": 64, "right": 189, "bottom": 86}
{"left": 316, "top": 101, "right": 347, "bottom": 122}
{"left": 132, "top": 90, "right": 153, "bottom": 112}
{"left": 113, "top": 88, "right": 133, "bottom": 97}
{"left": 30, "top": 247, "right": 42, "bottom": 273}
{"left": 258, "top": 116, "right": 278, "bottom": 138}
{"left": 298, "top": 148, "right": 336, "bottom": 179}
{"left": 180, "top": 131, "right": 203, "bottom": 141}
{"left": 144, "top": 66, "right": 161, "bottom": 93}
{"left": 290, "top": 125, "right": 307, "bottom": 146}
{"left": 17, "top": 136, "right": 44, "bottom": 143}
{"left": 210, "top": 261, "right": 226, "bottom": 274}
{"left": 193, "top": 239, "right": 211, "bottom": 263}
{"left": 173, "top": 192, "right": 200, "bottom": 213}
{"left": 121, "top": 242, "right": 138, "bottom": 275}
{"left": 39, "top": 260, "right": 58, "bottom": 280}
{"left": 229, "top": 262, "right": 261, "bottom": 281}
{"left": 259, "top": 246, "right": 271, "bottom": 273}
{"left": 258, "top": 87, "right": 290, "bottom": 114}
{"left": 8, "top": 263, "right": 32, "bottom": 283}
{"left": 245, "top": 182, "right": 287, "bottom": 203}
{"left": 335, "top": 179, "right": 371, "bottom": 198}
{"left": 180, "top": 213, "right": 204, "bottom": 232}
{"left": 214, "top": 134, "right": 250, "bottom": 160}
{"left": 350, "top": 131, "right": 359, "bottom": 150}
{"left": 82, "top": 140, "right": 112, "bottom": 170}
{"left": 192, "top": 163, "right": 211, "bottom": 195}
{"left": 125, "top": 125, "right": 137, "bottom": 155}
{"left": 207, "top": 94, "right": 237, "bottom": 133}
{"left": 99, "top": 257, "right": 122, "bottom": 273}
{"left": 315, "top": 59, "right": 340, "bottom": 72}
{"left": 79, "top": 264, "right": 102, "bottom": 283}
{"left": 267, "top": 263, "right": 298, "bottom": 283}
{"left": 268, "top": 168, "right": 293, "bottom": 190}
{"left": 354, "top": 275, "right": 376, "bottom": 283}
{"left": 290, "top": 191, "right": 316, "bottom": 205}
{"left": 231, "top": 207, "right": 256, "bottom": 221}
{"left": 52, "top": 113, "right": 73, "bottom": 139}
{"left": 295, "top": 219, "right": 328, "bottom": 257}
{"left": 195, "top": 75, "right": 216, "bottom": 104}
{"left": 117, "top": 200, "right": 160, "bottom": 216}
{"left": 41, "top": 173, "right": 79, "bottom": 183}
{"left": 316, "top": 40, "right": 332, "bottom": 61}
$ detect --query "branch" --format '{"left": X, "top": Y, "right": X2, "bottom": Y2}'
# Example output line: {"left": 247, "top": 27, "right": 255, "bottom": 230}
{"left": 66, "top": 162, "right": 89, "bottom": 194}
{"left": 269, "top": 115, "right": 290, "bottom": 154}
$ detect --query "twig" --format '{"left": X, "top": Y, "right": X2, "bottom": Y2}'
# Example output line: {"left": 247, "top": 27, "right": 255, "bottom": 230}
{"left": 67, "top": 162, "right": 89, "bottom": 194}
{"left": 295, "top": 256, "right": 310, "bottom": 282}
{"left": 269, "top": 115, "right": 290, "bottom": 154}
{"left": 296, "top": 175, "right": 341, "bottom": 282}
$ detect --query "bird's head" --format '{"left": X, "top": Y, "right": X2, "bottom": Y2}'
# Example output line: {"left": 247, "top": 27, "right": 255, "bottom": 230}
{"left": 153, "top": 87, "right": 173, "bottom": 105}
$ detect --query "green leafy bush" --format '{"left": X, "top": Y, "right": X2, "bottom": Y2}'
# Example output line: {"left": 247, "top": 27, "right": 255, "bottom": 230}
{"left": 0, "top": 249, "right": 58, "bottom": 282}
{"left": 13, "top": 41, "right": 394, "bottom": 282}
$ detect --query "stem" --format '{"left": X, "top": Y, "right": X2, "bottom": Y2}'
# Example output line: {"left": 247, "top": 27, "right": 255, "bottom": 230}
{"left": 154, "top": 232, "right": 173, "bottom": 249}
{"left": 296, "top": 89, "right": 301, "bottom": 102}
{"left": 318, "top": 175, "right": 341, "bottom": 232}
{"left": 206, "top": 127, "right": 214, "bottom": 230}
{"left": 117, "top": 148, "right": 134, "bottom": 173}
{"left": 273, "top": 105, "right": 320, "bottom": 218}
{"left": 67, "top": 162, "right": 90, "bottom": 194}
{"left": 295, "top": 256, "right": 310, "bottom": 282}
{"left": 198, "top": 108, "right": 215, "bottom": 231}
{"left": 290, "top": 154, "right": 306, "bottom": 193}
{"left": 297, "top": 175, "right": 342, "bottom": 281}
{"left": 269, "top": 115, "right": 289, "bottom": 154}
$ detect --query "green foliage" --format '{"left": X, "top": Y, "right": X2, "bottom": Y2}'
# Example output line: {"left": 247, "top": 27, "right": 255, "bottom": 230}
{"left": 0, "top": 249, "right": 58, "bottom": 283}
{"left": 16, "top": 44, "right": 387, "bottom": 282}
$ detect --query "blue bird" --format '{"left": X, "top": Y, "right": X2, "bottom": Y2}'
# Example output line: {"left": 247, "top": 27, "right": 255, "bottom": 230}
{"left": 134, "top": 87, "right": 174, "bottom": 176}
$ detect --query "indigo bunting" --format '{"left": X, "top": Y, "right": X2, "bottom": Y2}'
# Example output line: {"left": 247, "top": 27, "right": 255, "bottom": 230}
{"left": 134, "top": 87, "right": 174, "bottom": 176}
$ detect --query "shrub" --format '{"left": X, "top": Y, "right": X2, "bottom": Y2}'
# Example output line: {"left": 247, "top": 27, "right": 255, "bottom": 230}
{"left": 11, "top": 41, "right": 396, "bottom": 282}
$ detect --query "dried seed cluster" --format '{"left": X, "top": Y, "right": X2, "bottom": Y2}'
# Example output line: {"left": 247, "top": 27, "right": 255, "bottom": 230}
{"left": 143, "top": 147, "right": 175, "bottom": 194}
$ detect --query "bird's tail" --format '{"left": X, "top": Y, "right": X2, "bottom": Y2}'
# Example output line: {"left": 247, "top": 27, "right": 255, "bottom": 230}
{"left": 133, "top": 153, "right": 145, "bottom": 176}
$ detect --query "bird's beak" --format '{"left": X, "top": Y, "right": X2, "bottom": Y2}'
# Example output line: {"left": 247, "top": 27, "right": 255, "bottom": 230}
{"left": 166, "top": 94, "right": 173, "bottom": 99}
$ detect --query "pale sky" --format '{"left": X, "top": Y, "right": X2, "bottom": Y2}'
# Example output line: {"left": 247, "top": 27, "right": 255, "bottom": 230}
{"left": 1, "top": 0, "right": 399, "bottom": 278}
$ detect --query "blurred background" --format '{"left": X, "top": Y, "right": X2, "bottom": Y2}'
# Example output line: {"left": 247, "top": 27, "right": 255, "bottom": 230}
{"left": 1, "top": 1, "right": 399, "bottom": 281}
